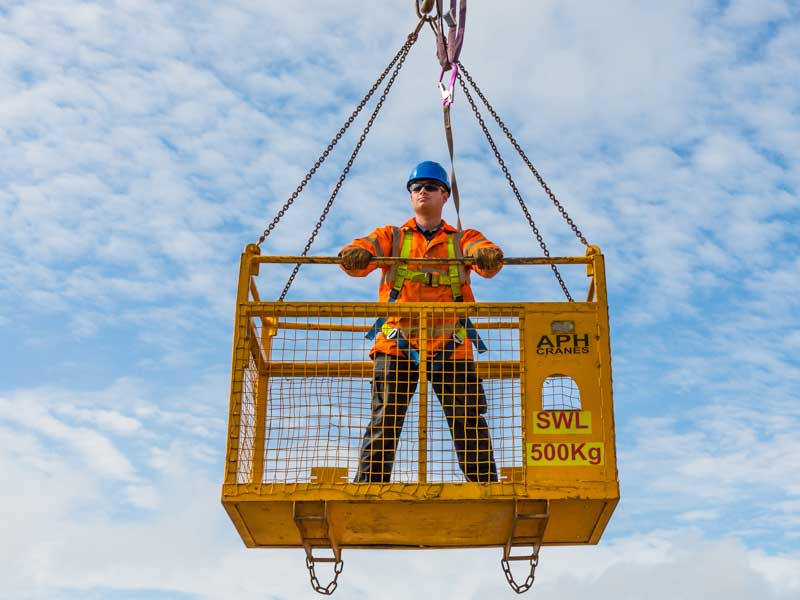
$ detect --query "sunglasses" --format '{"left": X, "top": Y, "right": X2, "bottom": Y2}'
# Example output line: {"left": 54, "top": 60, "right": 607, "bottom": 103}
{"left": 409, "top": 182, "right": 445, "bottom": 193}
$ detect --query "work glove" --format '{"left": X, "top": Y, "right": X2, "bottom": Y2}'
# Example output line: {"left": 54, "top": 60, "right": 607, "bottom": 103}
{"left": 340, "top": 247, "right": 372, "bottom": 271}
{"left": 473, "top": 247, "right": 503, "bottom": 271}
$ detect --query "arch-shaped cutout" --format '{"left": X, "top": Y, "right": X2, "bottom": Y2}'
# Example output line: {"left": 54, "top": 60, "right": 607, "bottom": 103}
{"left": 542, "top": 374, "right": 581, "bottom": 410}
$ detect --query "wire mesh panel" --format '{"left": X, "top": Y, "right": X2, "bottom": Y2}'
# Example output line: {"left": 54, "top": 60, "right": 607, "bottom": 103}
{"left": 260, "top": 312, "right": 374, "bottom": 484}
{"left": 423, "top": 308, "right": 522, "bottom": 482}
{"left": 236, "top": 352, "right": 258, "bottom": 483}
{"left": 229, "top": 303, "right": 525, "bottom": 485}
{"left": 542, "top": 375, "right": 581, "bottom": 410}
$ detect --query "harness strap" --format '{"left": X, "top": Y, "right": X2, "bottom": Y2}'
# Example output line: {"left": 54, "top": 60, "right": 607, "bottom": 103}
{"left": 387, "top": 227, "right": 463, "bottom": 300}
{"left": 443, "top": 100, "right": 462, "bottom": 231}
{"left": 381, "top": 323, "right": 420, "bottom": 366}
{"left": 366, "top": 228, "right": 478, "bottom": 354}
{"left": 365, "top": 296, "right": 393, "bottom": 341}
{"left": 466, "top": 319, "right": 488, "bottom": 353}
{"left": 431, "top": 317, "right": 487, "bottom": 371}
{"left": 391, "top": 228, "right": 415, "bottom": 296}
{"left": 446, "top": 232, "right": 463, "bottom": 301}
{"left": 383, "top": 226, "right": 402, "bottom": 288}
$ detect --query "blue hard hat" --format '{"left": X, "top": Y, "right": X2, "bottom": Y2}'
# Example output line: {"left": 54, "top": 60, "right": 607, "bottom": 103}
{"left": 406, "top": 161, "right": 450, "bottom": 192}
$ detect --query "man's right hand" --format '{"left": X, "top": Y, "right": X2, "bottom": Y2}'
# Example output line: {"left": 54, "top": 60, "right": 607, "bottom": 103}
{"left": 340, "top": 247, "right": 372, "bottom": 271}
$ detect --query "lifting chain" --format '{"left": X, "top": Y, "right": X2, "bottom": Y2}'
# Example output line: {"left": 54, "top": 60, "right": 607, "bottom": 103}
{"left": 457, "top": 62, "right": 589, "bottom": 247}
{"left": 278, "top": 20, "right": 423, "bottom": 301}
{"left": 305, "top": 555, "right": 344, "bottom": 595}
{"left": 457, "top": 73, "right": 574, "bottom": 301}
{"left": 501, "top": 548, "right": 540, "bottom": 594}
{"left": 255, "top": 19, "right": 426, "bottom": 247}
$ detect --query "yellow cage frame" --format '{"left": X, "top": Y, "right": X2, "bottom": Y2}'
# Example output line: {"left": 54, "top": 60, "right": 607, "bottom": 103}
{"left": 222, "top": 244, "right": 618, "bottom": 556}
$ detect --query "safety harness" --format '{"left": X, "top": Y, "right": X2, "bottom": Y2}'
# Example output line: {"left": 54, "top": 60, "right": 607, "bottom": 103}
{"left": 365, "top": 227, "right": 486, "bottom": 368}
{"left": 390, "top": 226, "right": 464, "bottom": 301}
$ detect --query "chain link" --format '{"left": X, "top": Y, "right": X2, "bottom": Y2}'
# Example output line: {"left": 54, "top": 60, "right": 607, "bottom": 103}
{"left": 501, "top": 551, "right": 539, "bottom": 594}
{"left": 305, "top": 556, "right": 344, "bottom": 595}
{"left": 457, "top": 74, "right": 574, "bottom": 301}
{"left": 457, "top": 62, "right": 589, "bottom": 248}
{"left": 255, "top": 25, "right": 423, "bottom": 247}
{"left": 278, "top": 29, "right": 420, "bottom": 300}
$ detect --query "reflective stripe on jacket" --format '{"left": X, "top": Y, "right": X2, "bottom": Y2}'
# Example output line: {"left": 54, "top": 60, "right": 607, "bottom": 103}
{"left": 340, "top": 218, "right": 502, "bottom": 359}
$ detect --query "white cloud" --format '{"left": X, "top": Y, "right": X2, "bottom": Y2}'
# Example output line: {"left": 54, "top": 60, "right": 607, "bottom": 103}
{"left": 54, "top": 405, "right": 141, "bottom": 435}
{"left": 723, "top": 0, "right": 792, "bottom": 27}
{"left": 0, "top": 1, "right": 799, "bottom": 597}
{"left": 124, "top": 483, "right": 160, "bottom": 511}
{"left": 677, "top": 509, "right": 721, "bottom": 522}
{"left": 619, "top": 403, "right": 800, "bottom": 541}
{"left": 0, "top": 391, "right": 137, "bottom": 481}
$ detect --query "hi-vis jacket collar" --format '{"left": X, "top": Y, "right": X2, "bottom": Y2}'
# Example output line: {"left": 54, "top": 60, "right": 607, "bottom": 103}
{"left": 407, "top": 217, "right": 457, "bottom": 240}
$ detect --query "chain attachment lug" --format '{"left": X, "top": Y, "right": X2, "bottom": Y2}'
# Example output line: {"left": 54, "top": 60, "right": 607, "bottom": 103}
{"left": 294, "top": 501, "right": 345, "bottom": 595}
{"left": 500, "top": 500, "right": 549, "bottom": 594}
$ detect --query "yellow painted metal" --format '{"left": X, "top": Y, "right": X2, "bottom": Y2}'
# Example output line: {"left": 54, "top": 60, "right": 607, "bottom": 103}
{"left": 418, "top": 310, "right": 429, "bottom": 484}
{"left": 222, "top": 244, "right": 619, "bottom": 550}
{"left": 262, "top": 360, "right": 520, "bottom": 378}
{"left": 250, "top": 255, "right": 591, "bottom": 265}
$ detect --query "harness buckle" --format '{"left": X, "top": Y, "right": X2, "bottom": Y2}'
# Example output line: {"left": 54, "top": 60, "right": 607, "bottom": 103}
{"left": 452, "top": 331, "right": 465, "bottom": 345}
{"left": 385, "top": 328, "right": 399, "bottom": 340}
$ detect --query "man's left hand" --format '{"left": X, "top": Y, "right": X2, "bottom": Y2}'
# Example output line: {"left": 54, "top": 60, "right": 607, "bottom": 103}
{"left": 473, "top": 248, "right": 503, "bottom": 271}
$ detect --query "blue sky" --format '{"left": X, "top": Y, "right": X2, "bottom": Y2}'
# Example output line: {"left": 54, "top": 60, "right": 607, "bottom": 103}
{"left": 1, "top": 1, "right": 799, "bottom": 598}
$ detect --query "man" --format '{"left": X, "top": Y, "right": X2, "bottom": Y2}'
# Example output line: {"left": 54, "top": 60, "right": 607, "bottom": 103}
{"left": 339, "top": 160, "right": 504, "bottom": 483}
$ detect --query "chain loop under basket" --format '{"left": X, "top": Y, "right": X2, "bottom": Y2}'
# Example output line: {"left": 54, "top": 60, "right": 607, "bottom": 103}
{"left": 306, "top": 556, "right": 344, "bottom": 595}
{"left": 501, "top": 546, "right": 540, "bottom": 594}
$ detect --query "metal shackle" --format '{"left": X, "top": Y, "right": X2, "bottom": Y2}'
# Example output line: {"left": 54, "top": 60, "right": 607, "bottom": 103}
{"left": 416, "top": 0, "right": 436, "bottom": 18}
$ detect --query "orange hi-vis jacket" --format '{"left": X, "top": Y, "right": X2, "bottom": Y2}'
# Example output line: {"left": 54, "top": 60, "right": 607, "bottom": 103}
{"left": 340, "top": 217, "right": 503, "bottom": 360}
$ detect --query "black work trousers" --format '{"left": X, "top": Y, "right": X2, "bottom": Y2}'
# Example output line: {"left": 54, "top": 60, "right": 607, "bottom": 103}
{"left": 355, "top": 352, "right": 498, "bottom": 483}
